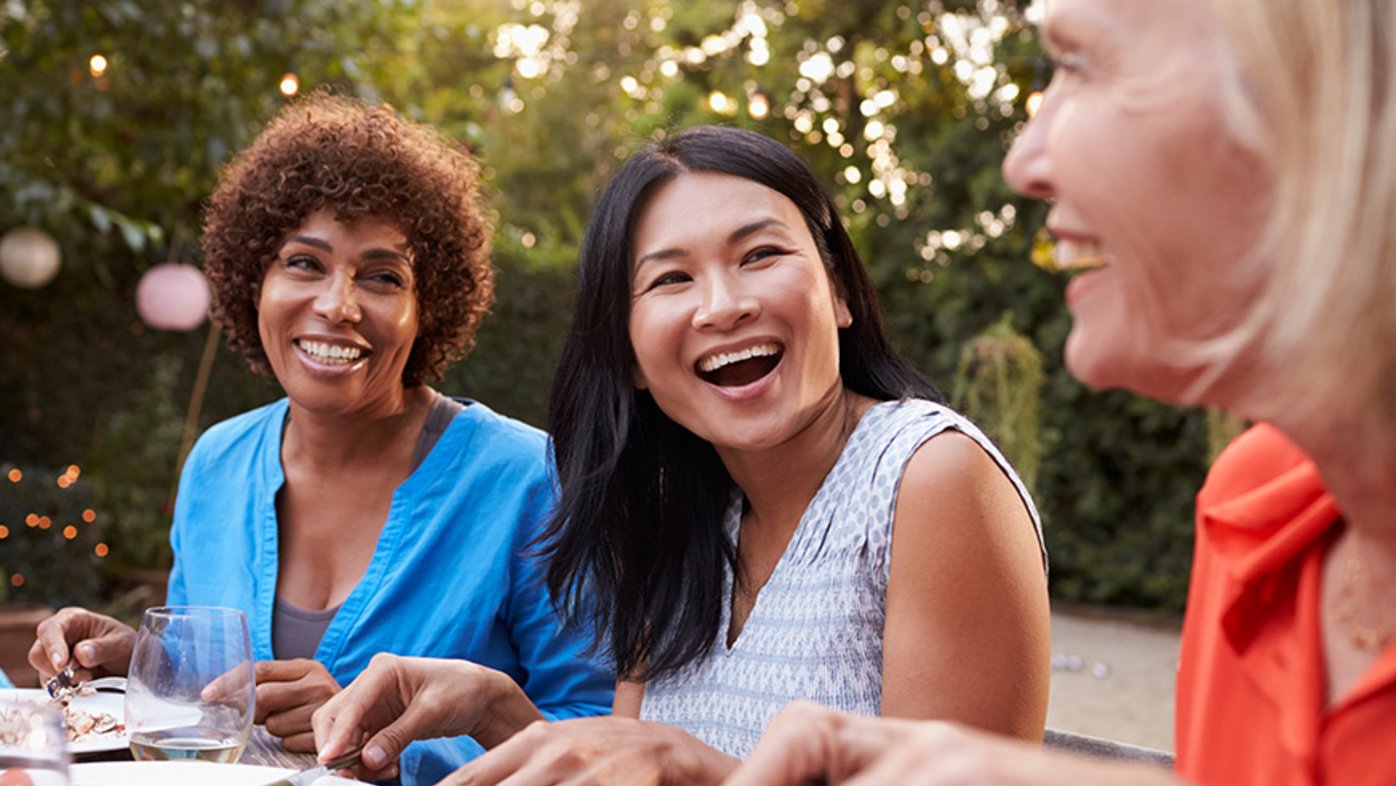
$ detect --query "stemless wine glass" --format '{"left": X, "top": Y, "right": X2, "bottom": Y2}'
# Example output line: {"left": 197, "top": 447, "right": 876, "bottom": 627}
{"left": 0, "top": 699, "right": 69, "bottom": 785}
{"left": 125, "top": 606, "right": 254, "bottom": 763}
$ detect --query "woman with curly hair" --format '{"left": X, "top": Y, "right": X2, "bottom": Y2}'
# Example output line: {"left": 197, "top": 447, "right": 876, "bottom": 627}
{"left": 27, "top": 92, "right": 612, "bottom": 784}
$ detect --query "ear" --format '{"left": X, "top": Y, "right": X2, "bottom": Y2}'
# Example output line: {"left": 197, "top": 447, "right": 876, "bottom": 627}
{"left": 830, "top": 272, "right": 853, "bottom": 329}
{"left": 834, "top": 294, "right": 852, "bottom": 329}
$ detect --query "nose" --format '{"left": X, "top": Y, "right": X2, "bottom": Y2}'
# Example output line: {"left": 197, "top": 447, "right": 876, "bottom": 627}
{"left": 693, "top": 270, "right": 759, "bottom": 331}
{"left": 312, "top": 271, "right": 362, "bottom": 324}
{"left": 1002, "top": 88, "right": 1057, "bottom": 201}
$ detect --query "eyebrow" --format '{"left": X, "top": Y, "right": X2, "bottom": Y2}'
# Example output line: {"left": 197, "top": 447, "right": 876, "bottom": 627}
{"left": 635, "top": 217, "right": 790, "bottom": 267}
{"left": 285, "top": 235, "right": 411, "bottom": 263}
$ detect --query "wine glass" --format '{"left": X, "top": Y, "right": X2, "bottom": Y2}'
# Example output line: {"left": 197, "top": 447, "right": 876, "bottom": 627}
{"left": 0, "top": 699, "right": 69, "bottom": 785}
{"left": 124, "top": 606, "right": 254, "bottom": 763}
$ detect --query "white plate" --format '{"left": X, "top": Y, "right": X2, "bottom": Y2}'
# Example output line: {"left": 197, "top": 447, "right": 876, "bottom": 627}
{"left": 0, "top": 688, "right": 128, "bottom": 755}
{"left": 70, "top": 762, "right": 357, "bottom": 785}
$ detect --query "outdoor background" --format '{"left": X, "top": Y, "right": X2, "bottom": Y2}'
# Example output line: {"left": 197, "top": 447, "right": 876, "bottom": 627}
{"left": 2, "top": 1, "right": 1208, "bottom": 728}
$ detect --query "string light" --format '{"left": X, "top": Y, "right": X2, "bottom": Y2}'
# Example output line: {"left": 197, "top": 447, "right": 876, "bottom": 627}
{"left": 1026, "top": 90, "right": 1044, "bottom": 118}
{"left": 7, "top": 468, "right": 20, "bottom": 483}
{"left": 10, "top": 573, "right": 23, "bottom": 588}
{"left": 279, "top": 72, "right": 300, "bottom": 97}
{"left": 747, "top": 87, "right": 771, "bottom": 120}
{"left": 707, "top": 90, "right": 735, "bottom": 116}
{"left": 95, "top": 543, "right": 109, "bottom": 558}
{"left": 82, "top": 509, "right": 96, "bottom": 523}
{"left": 88, "top": 54, "right": 108, "bottom": 78}
{"left": 1026, "top": 56, "right": 1047, "bottom": 118}
{"left": 63, "top": 525, "right": 78, "bottom": 540}
{"left": 0, "top": 525, "right": 8, "bottom": 539}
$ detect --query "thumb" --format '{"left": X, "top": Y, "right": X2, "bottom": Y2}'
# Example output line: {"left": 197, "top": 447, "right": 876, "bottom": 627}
{"left": 360, "top": 710, "right": 432, "bottom": 771}
{"left": 73, "top": 632, "right": 134, "bottom": 673}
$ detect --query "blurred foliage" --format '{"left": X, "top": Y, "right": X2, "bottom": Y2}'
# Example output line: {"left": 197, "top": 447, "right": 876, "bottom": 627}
{"left": 0, "top": 0, "right": 1208, "bottom": 612}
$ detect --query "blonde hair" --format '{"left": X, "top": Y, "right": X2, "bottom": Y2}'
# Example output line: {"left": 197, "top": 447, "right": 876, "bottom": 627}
{"left": 1208, "top": 0, "right": 1396, "bottom": 457}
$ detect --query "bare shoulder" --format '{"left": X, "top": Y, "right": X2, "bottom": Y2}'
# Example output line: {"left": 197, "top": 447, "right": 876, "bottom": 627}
{"left": 899, "top": 429, "right": 1025, "bottom": 511}
{"left": 890, "top": 426, "right": 1040, "bottom": 567}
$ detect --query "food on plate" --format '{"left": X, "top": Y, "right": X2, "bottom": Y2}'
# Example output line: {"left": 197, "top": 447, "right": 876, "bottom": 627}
{"left": 50, "top": 686, "right": 125, "bottom": 744}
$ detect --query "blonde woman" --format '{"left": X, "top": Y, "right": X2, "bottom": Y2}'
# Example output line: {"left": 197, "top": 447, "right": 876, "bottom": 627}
{"left": 724, "top": 0, "right": 1396, "bottom": 785}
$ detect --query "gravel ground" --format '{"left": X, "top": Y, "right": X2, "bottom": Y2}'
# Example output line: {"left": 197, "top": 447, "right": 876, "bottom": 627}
{"left": 1046, "top": 606, "right": 1182, "bottom": 752}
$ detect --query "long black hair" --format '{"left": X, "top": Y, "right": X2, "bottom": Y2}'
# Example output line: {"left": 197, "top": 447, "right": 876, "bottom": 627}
{"left": 540, "top": 126, "right": 943, "bottom": 681}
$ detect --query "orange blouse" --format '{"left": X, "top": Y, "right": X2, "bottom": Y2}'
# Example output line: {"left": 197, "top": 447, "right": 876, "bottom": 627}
{"left": 1175, "top": 424, "right": 1396, "bottom": 786}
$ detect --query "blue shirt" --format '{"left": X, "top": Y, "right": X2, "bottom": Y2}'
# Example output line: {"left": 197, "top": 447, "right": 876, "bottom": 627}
{"left": 0, "top": 667, "right": 12, "bottom": 689}
{"left": 168, "top": 398, "right": 613, "bottom": 784}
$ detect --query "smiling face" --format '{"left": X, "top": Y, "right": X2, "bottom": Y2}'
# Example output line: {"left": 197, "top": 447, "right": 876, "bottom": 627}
{"left": 628, "top": 172, "right": 852, "bottom": 453}
{"left": 257, "top": 209, "right": 420, "bottom": 417}
{"left": 1002, "top": 0, "right": 1272, "bottom": 405}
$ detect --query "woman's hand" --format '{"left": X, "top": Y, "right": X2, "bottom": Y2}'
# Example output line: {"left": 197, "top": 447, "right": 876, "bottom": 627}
{"left": 250, "top": 660, "right": 342, "bottom": 752}
{"left": 311, "top": 653, "right": 543, "bottom": 781}
{"left": 27, "top": 607, "right": 136, "bottom": 681}
{"left": 438, "top": 716, "right": 738, "bottom": 786}
{"left": 724, "top": 703, "right": 1180, "bottom": 786}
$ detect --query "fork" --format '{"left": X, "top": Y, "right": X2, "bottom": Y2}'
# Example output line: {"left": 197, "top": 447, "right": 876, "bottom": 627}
{"left": 44, "top": 665, "right": 127, "bottom": 700}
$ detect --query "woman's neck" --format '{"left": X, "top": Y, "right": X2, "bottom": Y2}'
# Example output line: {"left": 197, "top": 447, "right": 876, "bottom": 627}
{"left": 283, "top": 385, "right": 434, "bottom": 471}
{"left": 718, "top": 387, "right": 876, "bottom": 531}
{"left": 1283, "top": 421, "right": 1396, "bottom": 557}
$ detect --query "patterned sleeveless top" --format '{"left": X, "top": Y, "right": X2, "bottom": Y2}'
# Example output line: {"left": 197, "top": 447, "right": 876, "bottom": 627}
{"left": 638, "top": 398, "right": 1044, "bottom": 758}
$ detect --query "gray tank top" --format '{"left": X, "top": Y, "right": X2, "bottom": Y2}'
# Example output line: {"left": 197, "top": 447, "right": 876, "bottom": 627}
{"left": 270, "top": 390, "right": 465, "bottom": 660}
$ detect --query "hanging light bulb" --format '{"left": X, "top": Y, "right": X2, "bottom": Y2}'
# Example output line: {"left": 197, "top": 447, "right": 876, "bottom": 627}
{"left": 88, "top": 54, "right": 108, "bottom": 78}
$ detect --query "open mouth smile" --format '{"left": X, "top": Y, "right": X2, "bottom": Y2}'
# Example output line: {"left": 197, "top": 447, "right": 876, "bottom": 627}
{"left": 1053, "top": 238, "right": 1112, "bottom": 272}
{"left": 295, "top": 338, "right": 369, "bottom": 366}
{"left": 695, "top": 342, "right": 784, "bottom": 387}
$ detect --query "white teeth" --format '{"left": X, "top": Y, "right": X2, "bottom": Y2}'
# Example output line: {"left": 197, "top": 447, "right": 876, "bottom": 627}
{"left": 1053, "top": 239, "right": 1111, "bottom": 272}
{"left": 297, "top": 339, "right": 364, "bottom": 365}
{"left": 698, "top": 343, "right": 781, "bottom": 374}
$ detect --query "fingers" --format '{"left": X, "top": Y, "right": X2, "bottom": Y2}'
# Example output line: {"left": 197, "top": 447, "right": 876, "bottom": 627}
{"left": 356, "top": 702, "right": 441, "bottom": 773}
{"left": 28, "top": 608, "right": 134, "bottom": 679}
{"left": 313, "top": 660, "right": 399, "bottom": 764}
{"left": 725, "top": 702, "right": 854, "bottom": 786}
{"left": 264, "top": 702, "right": 317, "bottom": 741}
{"left": 438, "top": 722, "right": 547, "bottom": 786}
{"left": 253, "top": 660, "right": 338, "bottom": 725}
{"left": 278, "top": 730, "right": 317, "bottom": 754}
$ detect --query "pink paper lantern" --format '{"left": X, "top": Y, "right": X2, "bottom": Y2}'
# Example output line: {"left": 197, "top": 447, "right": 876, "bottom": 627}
{"left": 136, "top": 263, "right": 210, "bottom": 331}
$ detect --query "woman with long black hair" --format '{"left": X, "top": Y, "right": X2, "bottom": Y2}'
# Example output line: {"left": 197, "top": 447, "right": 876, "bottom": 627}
{"left": 315, "top": 126, "right": 1049, "bottom": 785}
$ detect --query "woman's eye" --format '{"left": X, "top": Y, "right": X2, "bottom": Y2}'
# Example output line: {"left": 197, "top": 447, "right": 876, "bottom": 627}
{"left": 369, "top": 271, "right": 407, "bottom": 288}
{"left": 742, "top": 246, "right": 785, "bottom": 265}
{"left": 1048, "top": 51, "right": 1088, "bottom": 78}
{"left": 649, "top": 271, "right": 691, "bottom": 289}
{"left": 286, "top": 255, "right": 321, "bottom": 272}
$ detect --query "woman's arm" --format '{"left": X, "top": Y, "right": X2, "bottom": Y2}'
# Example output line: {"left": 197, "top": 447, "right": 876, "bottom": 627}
{"left": 725, "top": 703, "right": 1178, "bottom": 786}
{"left": 882, "top": 430, "right": 1051, "bottom": 739}
{"left": 613, "top": 679, "right": 644, "bottom": 716}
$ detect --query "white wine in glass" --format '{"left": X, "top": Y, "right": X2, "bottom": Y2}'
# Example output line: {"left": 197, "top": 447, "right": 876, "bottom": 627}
{"left": 125, "top": 606, "right": 254, "bottom": 763}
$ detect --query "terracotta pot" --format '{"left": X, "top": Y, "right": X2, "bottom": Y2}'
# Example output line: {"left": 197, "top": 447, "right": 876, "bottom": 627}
{"left": 0, "top": 604, "right": 49, "bottom": 687}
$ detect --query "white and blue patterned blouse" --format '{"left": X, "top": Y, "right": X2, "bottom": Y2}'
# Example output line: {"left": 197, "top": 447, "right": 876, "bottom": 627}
{"left": 639, "top": 398, "right": 1044, "bottom": 758}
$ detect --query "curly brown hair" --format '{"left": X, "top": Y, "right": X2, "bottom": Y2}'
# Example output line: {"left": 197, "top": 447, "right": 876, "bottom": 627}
{"left": 201, "top": 91, "right": 494, "bottom": 386}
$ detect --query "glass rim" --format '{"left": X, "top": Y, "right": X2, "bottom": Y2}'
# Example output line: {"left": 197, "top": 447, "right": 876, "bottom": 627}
{"left": 142, "top": 605, "right": 247, "bottom": 620}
